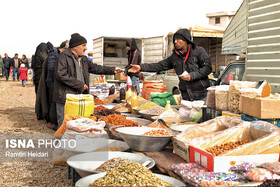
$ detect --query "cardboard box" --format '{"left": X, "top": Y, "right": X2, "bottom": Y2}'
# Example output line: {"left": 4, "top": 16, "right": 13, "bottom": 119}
{"left": 242, "top": 96, "right": 280, "bottom": 119}
{"left": 173, "top": 116, "right": 244, "bottom": 162}
{"left": 115, "top": 73, "right": 127, "bottom": 81}
{"left": 189, "top": 145, "right": 279, "bottom": 172}
{"left": 188, "top": 124, "right": 280, "bottom": 172}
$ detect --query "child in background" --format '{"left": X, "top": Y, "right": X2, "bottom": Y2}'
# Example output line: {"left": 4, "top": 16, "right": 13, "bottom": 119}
{"left": 19, "top": 64, "right": 28, "bottom": 87}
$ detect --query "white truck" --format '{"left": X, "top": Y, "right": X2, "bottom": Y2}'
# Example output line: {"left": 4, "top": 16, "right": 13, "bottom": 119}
{"left": 220, "top": 0, "right": 280, "bottom": 93}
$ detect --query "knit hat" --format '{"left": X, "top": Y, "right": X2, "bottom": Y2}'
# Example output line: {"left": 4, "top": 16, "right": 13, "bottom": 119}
{"left": 21, "top": 64, "right": 25, "bottom": 68}
{"left": 69, "top": 33, "right": 87, "bottom": 48}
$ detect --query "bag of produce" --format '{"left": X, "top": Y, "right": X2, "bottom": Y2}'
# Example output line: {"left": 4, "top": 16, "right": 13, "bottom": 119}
{"left": 64, "top": 94, "right": 94, "bottom": 117}
{"left": 150, "top": 92, "right": 177, "bottom": 107}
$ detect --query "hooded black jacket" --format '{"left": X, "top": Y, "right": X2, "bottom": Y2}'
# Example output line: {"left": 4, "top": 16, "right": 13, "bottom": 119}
{"left": 53, "top": 48, "right": 116, "bottom": 104}
{"left": 126, "top": 38, "right": 141, "bottom": 77}
{"left": 140, "top": 29, "right": 212, "bottom": 101}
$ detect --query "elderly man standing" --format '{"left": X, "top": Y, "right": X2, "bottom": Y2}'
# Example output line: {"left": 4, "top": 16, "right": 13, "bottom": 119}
{"left": 53, "top": 33, "right": 121, "bottom": 127}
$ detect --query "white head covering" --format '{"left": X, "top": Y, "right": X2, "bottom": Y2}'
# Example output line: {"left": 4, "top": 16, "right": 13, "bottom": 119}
{"left": 21, "top": 64, "right": 25, "bottom": 68}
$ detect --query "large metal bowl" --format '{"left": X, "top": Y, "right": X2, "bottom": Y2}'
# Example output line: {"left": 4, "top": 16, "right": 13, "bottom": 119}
{"left": 67, "top": 151, "right": 155, "bottom": 177}
{"left": 63, "top": 138, "right": 129, "bottom": 154}
{"left": 116, "top": 127, "right": 177, "bottom": 152}
{"left": 76, "top": 172, "right": 185, "bottom": 187}
{"left": 139, "top": 110, "right": 158, "bottom": 121}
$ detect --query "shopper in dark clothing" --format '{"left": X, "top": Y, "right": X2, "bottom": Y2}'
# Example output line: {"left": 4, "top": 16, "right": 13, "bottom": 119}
{"left": 33, "top": 42, "right": 49, "bottom": 94}
{"left": 53, "top": 33, "right": 122, "bottom": 127}
{"left": 128, "top": 28, "right": 212, "bottom": 101}
{"left": 21, "top": 54, "right": 29, "bottom": 69}
{"left": 45, "top": 41, "right": 67, "bottom": 130}
{"left": 125, "top": 38, "right": 141, "bottom": 92}
{"left": 11, "top": 53, "right": 21, "bottom": 81}
{"left": 2, "top": 53, "right": 12, "bottom": 81}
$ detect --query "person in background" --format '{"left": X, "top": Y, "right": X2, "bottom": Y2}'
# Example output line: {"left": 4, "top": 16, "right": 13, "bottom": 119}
{"left": 19, "top": 64, "right": 28, "bottom": 87}
{"left": 125, "top": 38, "right": 141, "bottom": 93}
{"left": 0, "top": 55, "right": 3, "bottom": 77}
{"left": 128, "top": 28, "right": 212, "bottom": 101}
{"left": 21, "top": 54, "right": 29, "bottom": 69}
{"left": 53, "top": 33, "right": 122, "bottom": 128}
{"left": 2, "top": 53, "right": 12, "bottom": 81}
{"left": 33, "top": 42, "right": 49, "bottom": 93}
{"left": 11, "top": 53, "right": 21, "bottom": 81}
{"left": 45, "top": 40, "right": 68, "bottom": 130}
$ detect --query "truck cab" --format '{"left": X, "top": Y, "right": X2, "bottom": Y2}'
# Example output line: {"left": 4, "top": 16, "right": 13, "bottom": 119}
{"left": 213, "top": 60, "right": 245, "bottom": 86}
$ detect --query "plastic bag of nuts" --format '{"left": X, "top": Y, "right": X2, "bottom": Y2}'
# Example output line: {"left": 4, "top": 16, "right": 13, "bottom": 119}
{"left": 206, "top": 86, "right": 216, "bottom": 109}
{"left": 215, "top": 85, "right": 229, "bottom": 111}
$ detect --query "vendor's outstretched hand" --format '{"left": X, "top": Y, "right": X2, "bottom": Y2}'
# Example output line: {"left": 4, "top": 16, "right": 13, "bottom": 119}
{"left": 128, "top": 65, "right": 141, "bottom": 73}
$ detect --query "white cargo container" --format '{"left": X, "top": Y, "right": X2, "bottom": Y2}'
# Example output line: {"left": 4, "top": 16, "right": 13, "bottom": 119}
{"left": 222, "top": 0, "right": 280, "bottom": 92}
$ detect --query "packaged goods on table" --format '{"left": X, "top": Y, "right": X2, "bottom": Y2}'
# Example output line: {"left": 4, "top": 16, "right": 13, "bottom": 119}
{"left": 89, "top": 162, "right": 172, "bottom": 186}
{"left": 175, "top": 116, "right": 244, "bottom": 141}
{"left": 228, "top": 81, "right": 256, "bottom": 114}
{"left": 150, "top": 92, "right": 177, "bottom": 107}
{"left": 136, "top": 102, "right": 159, "bottom": 110}
{"left": 260, "top": 162, "right": 280, "bottom": 175}
{"left": 170, "top": 163, "right": 246, "bottom": 186}
{"left": 94, "top": 98, "right": 106, "bottom": 105}
{"left": 206, "top": 86, "right": 216, "bottom": 109}
{"left": 94, "top": 157, "right": 131, "bottom": 172}
{"left": 64, "top": 94, "right": 95, "bottom": 117}
{"left": 158, "top": 104, "right": 181, "bottom": 125}
{"left": 215, "top": 85, "right": 229, "bottom": 111}
{"left": 54, "top": 114, "right": 97, "bottom": 138}
{"left": 179, "top": 100, "right": 204, "bottom": 122}
{"left": 229, "top": 162, "right": 257, "bottom": 175}
{"left": 244, "top": 168, "right": 277, "bottom": 182}
{"left": 100, "top": 114, "right": 138, "bottom": 127}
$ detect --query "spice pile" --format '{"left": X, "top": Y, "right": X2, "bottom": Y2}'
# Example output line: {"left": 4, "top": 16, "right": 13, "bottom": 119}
{"left": 94, "top": 105, "right": 108, "bottom": 111}
{"left": 143, "top": 129, "right": 173, "bottom": 136}
{"left": 136, "top": 102, "right": 159, "bottom": 110}
{"left": 100, "top": 114, "right": 138, "bottom": 126}
{"left": 205, "top": 140, "right": 249, "bottom": 156}
{"left": 89, "top": 162, "right": 172, "bottom": 186}
{"left": 94, "top": 98, "right": 106, "bottom": 105}
{"left": 94, "top": 157, "right": 131, "bottom": 172}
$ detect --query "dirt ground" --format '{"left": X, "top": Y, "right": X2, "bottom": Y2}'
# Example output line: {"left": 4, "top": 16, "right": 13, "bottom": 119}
{"left": 0, "top": 75, "right": 72, "bottom": 186}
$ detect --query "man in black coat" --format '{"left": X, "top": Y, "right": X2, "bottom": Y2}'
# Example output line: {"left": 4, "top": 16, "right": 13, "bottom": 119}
{"left": 128, "top": 28, "right": 212, "bottom": 101}
{"left": 125, "top": 38, "right": 141, "bottom": 92}
{"left": 53, "top": 33, "right": 122, "bottom": 127}
{"left": 2, "top": 53, "right": 12, "bottom": 81}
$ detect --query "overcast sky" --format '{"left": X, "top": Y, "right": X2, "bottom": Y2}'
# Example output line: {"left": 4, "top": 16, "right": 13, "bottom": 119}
{"left": 0, "top": 0, "right": 243, "bottom": 58}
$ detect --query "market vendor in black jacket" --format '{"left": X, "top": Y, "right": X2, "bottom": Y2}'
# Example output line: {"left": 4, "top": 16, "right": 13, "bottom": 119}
{"left": 128, "top": 28, "right": 212, "bottom": 101}
{"left": 53, "top": 33, "right": 122, "bottom": 127}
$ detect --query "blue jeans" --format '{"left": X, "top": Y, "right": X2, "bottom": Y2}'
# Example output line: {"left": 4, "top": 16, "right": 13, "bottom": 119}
{"left": 22, "top": 79, "right": 26, "bottom": 85}
{"left": 13, "top": 68, "right": 20, "bottom": 80}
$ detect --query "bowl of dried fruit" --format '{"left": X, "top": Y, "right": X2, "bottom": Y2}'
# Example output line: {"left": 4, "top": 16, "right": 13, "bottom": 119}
{"left": 116, "top": 127, "right": 177, "bottom": 152}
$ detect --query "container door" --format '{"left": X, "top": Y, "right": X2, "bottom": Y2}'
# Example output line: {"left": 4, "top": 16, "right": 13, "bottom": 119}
{"left": 142, "top": 36, "right": 165, "bottom": 64}
{"left": 222, "top": 0, "right": 249, "bottom": 56}
{"left": 244, "top": 0, "right": 280, "bottom": 93}
{"left": 92, "top": 37, "right": 104, "bottom": 65}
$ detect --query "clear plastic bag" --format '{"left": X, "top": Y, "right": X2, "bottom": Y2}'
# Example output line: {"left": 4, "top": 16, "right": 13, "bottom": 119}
{"left": 215, "top": 85, "right": 229, "bottom": 111}
{"left": 158, "top": 108, "right": 180, "bottom": 126}
{"left": 206, "top": 86, "right": 216, "bottom": 109}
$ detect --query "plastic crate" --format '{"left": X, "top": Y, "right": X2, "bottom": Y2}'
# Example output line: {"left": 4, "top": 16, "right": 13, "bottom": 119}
{"left": 202, "top": 106, "right": 222, "bottom": 122}
{"left": 241, "top": 114, "right": 280, "bottom": 128}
